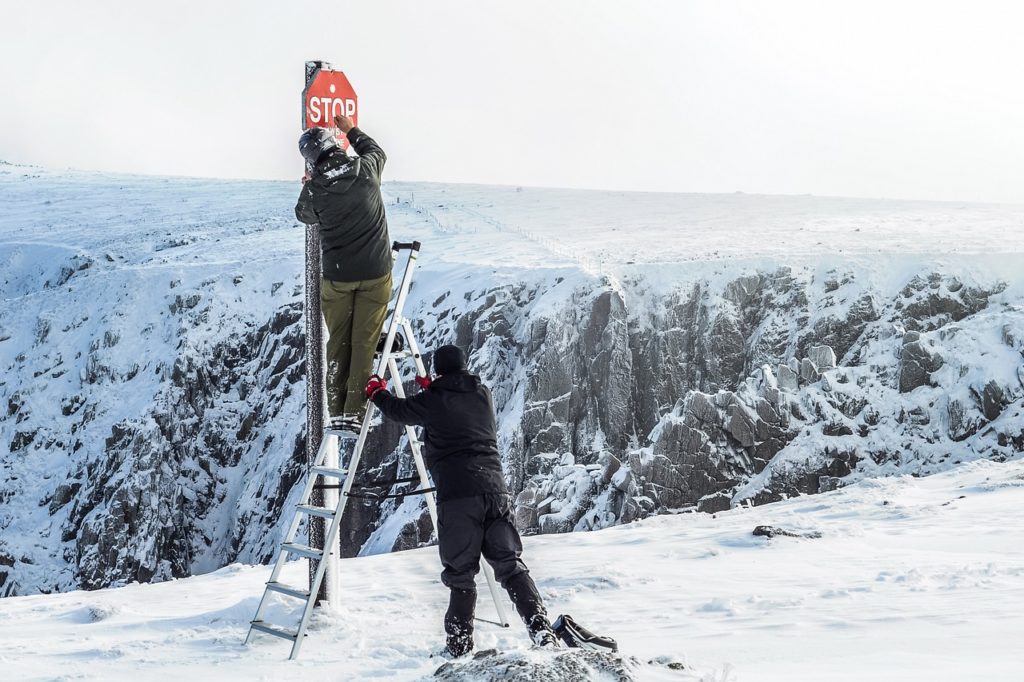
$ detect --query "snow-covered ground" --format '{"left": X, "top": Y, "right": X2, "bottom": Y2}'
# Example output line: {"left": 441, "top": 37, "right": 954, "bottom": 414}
{"left": 2, "top": 457, "right": 1023, "bottom": 681}
{"left": 386, "top": 181, "right": 1024, "bottom": 267}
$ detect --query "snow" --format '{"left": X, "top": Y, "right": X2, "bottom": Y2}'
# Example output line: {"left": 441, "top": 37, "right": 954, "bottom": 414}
{"left": 386, "top": 181, "right": 1024, "bottom": 279}
{"left": 2, "top": 161, "right": 1024, "bottom": 678}
{"left": 2, "top": 458, "right": 1023, "bottom": 680}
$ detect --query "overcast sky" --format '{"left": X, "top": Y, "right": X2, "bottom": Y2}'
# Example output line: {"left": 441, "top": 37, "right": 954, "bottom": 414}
{"left": 2, "top": 1, "right": 1022, "bottom": 203}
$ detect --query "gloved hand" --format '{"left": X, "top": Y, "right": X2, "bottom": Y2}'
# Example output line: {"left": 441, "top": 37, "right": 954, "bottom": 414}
{"left": 334, "top": 113, "right": 355, "bottom": 133}
{"left": 415, "top": 374, "right": 432, "bottom": 390}
{"left": 365, "top": 374, "right": 388, "bottom": 400}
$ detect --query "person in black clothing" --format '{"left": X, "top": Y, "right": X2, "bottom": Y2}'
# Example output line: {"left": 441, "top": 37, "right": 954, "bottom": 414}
{"left": 365, "top": 344, "right": 558, "bottom": 657}
{"left": 295, "top": 114, "right": 392, "bottom": 430}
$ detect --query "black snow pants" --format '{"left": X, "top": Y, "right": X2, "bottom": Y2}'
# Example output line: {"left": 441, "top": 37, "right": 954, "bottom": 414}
{"left": 437, "top": 494, "right": 547, "bottom": 649}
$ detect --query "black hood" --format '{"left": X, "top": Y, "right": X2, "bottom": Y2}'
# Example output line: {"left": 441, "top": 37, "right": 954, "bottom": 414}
{"left": 311, "top": 149, "right": 362, "bottom": 195}
{"left": 432, "top": 372, "right": 480, "bottom": 393}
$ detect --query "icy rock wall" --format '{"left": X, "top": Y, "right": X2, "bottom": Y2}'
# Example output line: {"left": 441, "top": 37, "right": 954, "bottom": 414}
{"left": 0, "top": 247, "right": 311, "bottom": 596}
{"left": 379, "top": 265, "right": 1022, "bottom": 547}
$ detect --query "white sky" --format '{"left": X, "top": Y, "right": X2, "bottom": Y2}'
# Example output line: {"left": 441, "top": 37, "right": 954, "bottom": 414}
{"left": 2, "top": 1, "right": 1023, "bottom": 203}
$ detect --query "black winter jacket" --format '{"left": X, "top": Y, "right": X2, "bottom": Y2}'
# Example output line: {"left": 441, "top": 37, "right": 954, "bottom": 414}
{"left": 294, "top": 127, "right": 392, "bottom": 282}
{"left": 371, "top": 372, "right": 509, "bottom": 502}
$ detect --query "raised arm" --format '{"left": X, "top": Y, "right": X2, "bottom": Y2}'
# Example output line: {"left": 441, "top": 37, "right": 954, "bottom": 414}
{"left": 335, "top": 114, "right": 386, "bottom": 182}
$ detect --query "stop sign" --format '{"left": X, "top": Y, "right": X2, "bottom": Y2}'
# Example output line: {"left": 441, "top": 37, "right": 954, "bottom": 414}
{"left": 302, "top": 68, "right": 358, "bottom": 149}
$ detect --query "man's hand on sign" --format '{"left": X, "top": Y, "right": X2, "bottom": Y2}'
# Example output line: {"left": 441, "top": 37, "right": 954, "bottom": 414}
{"left": 334, "top": 114, "right": 355, "bottom": 133}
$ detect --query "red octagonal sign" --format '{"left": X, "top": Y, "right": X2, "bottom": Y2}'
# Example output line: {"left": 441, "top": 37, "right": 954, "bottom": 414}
{"left": 302, "top": 68, "right": 358, "bottom": 149}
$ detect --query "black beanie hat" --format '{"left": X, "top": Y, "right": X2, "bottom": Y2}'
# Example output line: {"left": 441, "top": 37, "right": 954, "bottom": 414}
{"left": 298, "top": 127, "right": 340, "bottom": 167}
{"left": 433, "top": 344, "right": 466, "bottom": 375}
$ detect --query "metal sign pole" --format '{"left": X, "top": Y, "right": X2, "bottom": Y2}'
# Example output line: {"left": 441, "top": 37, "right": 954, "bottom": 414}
{"left": 304, "top": 227, "right": 327, "bottom": 604}
{"left": 303, "top": 60, "right": 331, "bottom": 605}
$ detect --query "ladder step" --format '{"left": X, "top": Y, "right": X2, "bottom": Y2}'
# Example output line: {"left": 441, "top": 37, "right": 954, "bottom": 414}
{"left": 265, "top": 581, "right": 311, "bottom": 600}
{"left": 250, "top": 620, "right": 299, "bottom": 641}
{"left": 282, "top": 542, "right": 323, "bottom": 560}
{"left": 323, "top": 429, "right": 360, "bottom": 440}
{"left": 311, "top": 465, "right": 348, "bottom": 479}
{"left": 297, "top": 504, "right": 336, "bottom": 519}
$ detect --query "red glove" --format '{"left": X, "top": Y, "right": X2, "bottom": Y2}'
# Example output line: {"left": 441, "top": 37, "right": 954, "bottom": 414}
{"left": 365, "top": 375, "right": 388, "bottom": 400}
{"left": 415, "top": 374, "right": 433, "bottom": 390}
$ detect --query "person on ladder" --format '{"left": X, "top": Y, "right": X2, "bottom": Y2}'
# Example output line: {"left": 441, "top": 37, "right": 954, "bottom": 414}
{"left": 365, "top": 344, "right": 559, "bottom": 657}
{"left": 295, "top": 113, "right": 392, "bottom": 432}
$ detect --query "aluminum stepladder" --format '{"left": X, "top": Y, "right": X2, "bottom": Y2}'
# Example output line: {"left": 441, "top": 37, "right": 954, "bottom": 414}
{"left": 245, "top": 240, "right": 511, "bottom": 660}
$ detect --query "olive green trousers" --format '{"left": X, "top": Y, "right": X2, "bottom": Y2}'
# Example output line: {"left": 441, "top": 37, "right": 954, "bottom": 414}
{"left": 321, "top": 272, "right": 392, "bottom": 418}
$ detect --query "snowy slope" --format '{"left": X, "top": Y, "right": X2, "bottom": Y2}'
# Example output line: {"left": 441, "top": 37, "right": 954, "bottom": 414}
{"left": 1, "top": 160, "right": 1023, "bottom": 600}
{"left": 1, "top": 457, "right": 1023, "bottom": 681}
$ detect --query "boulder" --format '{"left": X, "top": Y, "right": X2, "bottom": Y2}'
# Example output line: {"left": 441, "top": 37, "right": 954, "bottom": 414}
{"left": 808, "top": 345, "right": 837, "bottom": 371}
{"left": 777, "top": 364, "right": 799, "bottom": 392}
{"left": 899, "top": 341, "right": 943, "bottom": 393}
{"left": 981, "top": 380, "right": 1006, "bottom": 421}
{"left": 725, "top": 404, "right": 756, "bottom": 448}
{"left": 696, "top": 491, "right": 732, "bottom": 513}
{"left": 799, "top": 358, "right": 820, "bottom": 384}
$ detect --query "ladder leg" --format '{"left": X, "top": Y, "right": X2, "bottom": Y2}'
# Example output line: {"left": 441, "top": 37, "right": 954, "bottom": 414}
{"left": 290, "top": 407, "right": 375, "bottom": 659}
{"left": 323, "top": 435, "right": 341, "bottom": 609}
{"left": 388, "top": 356, "right": 438, "bottom": 529}
{"left": 247, "top": 435, "right": 334, "bottom": 646}
{"left": 481, "top": 563, "right": 512, "bottom": 628}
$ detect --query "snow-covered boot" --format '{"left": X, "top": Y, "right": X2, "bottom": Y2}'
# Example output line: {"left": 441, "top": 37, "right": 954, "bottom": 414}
{"left": 441, "top": 633, "right": 473, "bottom": 658}
{"left": 527, "top": 614, "right": 560, "bottom": 648}
{"left": 327, "top": 413, "right": 362, "bottom": 433}
{"left": 443, "top": 587, "right": 476, "bottom": 658}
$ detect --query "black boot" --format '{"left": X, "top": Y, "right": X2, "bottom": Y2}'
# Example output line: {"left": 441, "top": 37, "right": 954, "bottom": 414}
{"left": 504, "top": 572, "right": 558, "bottom": 647}
{"left": 443, "top": 587, "right": 477, "bottom": 658}
{"left": 527, "top": 614, "right": 559, "bottom": 648}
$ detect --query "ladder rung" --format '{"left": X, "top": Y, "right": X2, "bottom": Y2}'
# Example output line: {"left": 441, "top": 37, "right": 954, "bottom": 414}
{"left": 311, "top": 465, "right": 348, "bottom": 479}
{"left": 250, "top": 620, "right": 298, "bottom": 641}
{"left": 297, "top": 504, "right": 336, "bottom": 519}
{"left": 323, "top": 429, "right": 360, "bottom": 440}
{"left": 265, "top": 581, "right": 310, "bottom": 600}
{"left": 282, "top": 542, "right": 323, "bottom": 560}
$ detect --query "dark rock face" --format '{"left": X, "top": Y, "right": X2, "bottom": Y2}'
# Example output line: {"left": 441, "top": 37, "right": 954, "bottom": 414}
{"left": 899, "top": 340, "right": 943, "bottom": 393}
{"left": 65, "top": 302, "right": 310, "bottom": 590}
{"left": 753, "top": 525, "right": 823, "bottom": 539}
{"left": 898, "top": 274, "right": 1005, "bottom": 332}
{"left": 481, "top": 267, "right": 1015, "bottom": 538}
{"left": 0, "top": 262, "right": 316, "bottom": 596}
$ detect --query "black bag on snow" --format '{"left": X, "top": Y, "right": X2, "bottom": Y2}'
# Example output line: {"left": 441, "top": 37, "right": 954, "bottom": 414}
{"left": 551, "top": 614, "right": 618, "bottom": 653}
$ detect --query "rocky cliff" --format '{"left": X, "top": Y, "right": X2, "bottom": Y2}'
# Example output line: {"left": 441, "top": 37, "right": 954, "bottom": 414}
{"left": 393, "top": 262, "right": 1023, "bottom": 546}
